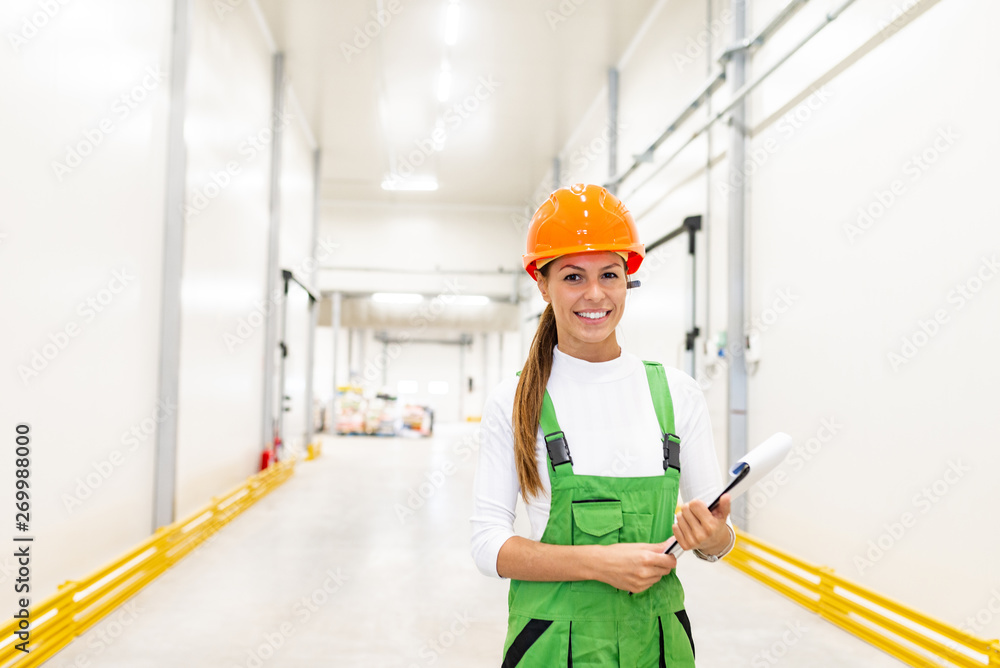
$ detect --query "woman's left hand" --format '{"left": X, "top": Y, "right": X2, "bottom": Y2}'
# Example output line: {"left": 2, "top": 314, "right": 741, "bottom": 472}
{"left": 672, "top": 493, "right": 732, "bottom": 556}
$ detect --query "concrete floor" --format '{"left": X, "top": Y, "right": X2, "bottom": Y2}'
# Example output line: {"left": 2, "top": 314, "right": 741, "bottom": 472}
{"left": 49, "top": 425, "right": 906, "bottom": 667}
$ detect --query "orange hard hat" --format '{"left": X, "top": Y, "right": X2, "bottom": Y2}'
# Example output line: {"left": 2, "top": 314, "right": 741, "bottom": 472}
{"left": 522, "top": 183, "right": 644, "bottom": 279}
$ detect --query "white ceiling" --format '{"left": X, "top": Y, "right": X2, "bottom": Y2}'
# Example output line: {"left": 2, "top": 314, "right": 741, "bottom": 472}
{"left": 257, "top": 0, "right": 658, "bottom": 207}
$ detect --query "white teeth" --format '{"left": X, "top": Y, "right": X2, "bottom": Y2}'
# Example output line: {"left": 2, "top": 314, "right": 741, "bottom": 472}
{"left": 577, "top": 311, "right": 609, "bottom": 319}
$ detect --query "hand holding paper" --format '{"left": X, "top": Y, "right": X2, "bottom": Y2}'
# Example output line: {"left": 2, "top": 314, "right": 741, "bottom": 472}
{"left": 665, "top": 432, "right": 794, "bottom": 558}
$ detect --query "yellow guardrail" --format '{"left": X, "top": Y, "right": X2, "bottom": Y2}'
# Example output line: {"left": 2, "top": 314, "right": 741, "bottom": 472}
{"left": 305, "top": 441, "right": 322, "bottom": 460}
{"left": 0, "top": 459, "right": 295, "bottom": 667}
{"left": 728, "top": 530, "right": 1000, "bottom": 667}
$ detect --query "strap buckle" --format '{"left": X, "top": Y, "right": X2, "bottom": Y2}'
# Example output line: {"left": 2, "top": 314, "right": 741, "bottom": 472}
{"left": 662, "top": 433, "right": 681, "bottom": 471}
{"left": 544, "top": 431, "right": 573, "bottom": 467}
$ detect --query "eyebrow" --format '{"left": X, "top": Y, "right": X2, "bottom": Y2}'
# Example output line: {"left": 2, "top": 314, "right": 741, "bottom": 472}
{"left": 559, "top": 264, "right": 621, "bottom": 272}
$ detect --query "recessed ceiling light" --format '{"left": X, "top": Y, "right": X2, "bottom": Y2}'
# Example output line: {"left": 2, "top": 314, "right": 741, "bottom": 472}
{"left": 444, "top": 1, "right": 460, "bottom": 45}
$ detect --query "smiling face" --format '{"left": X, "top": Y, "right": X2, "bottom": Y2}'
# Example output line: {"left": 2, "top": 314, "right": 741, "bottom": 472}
{"left": 535, "top": 251, "right": 628, "bottom": 363}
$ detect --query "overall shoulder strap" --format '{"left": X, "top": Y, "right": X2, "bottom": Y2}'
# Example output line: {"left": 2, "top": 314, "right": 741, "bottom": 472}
{"left": 642, "top": 361, "right": 675, "bottom": 434}
{"left": 540, "top": 390, "right": 574, "bottom": 477}
{"left": 517, "top": 370, "right": 574, "bottom": 477}
{"left": 643, "top": 361, "right": 681, "bottom": 472}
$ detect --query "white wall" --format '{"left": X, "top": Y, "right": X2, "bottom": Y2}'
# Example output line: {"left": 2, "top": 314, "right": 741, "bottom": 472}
{"left": 278, "top": 109, "right": 318, "bottom": 455}
{"left": 0, "top": 0, "right": 173, "bottom": 606}
{"left": 524, "top": 0, "right": 1000, "bottom": 638}
{"left": 174, "top": 0, "right": 276, "bottom": 518}
{"left": 0, "top": 0, "right": 317, "bottom": 605}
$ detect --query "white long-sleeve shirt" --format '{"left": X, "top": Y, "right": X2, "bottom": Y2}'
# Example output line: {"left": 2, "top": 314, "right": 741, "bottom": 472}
{"left": 470, "top": 345, "right": 733, "bottom": 578}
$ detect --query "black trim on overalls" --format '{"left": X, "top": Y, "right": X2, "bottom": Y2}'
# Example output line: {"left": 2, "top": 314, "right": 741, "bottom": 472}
{"left": 502, "top": 619, "right": 553, "bottom": 668}
{"left": 675, "top": 609, "right": 696, "bottom": 658}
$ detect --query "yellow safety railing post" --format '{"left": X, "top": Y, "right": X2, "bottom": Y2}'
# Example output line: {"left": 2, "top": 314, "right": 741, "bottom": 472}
{"left": 816, "top": 566, "right": 837, "bottom": 622}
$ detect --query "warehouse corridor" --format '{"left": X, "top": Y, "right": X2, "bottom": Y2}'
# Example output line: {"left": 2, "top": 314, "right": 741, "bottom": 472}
{"left": 4, "top": 0, "right": 999, "bottom": 665}
{"left": 48, "top": 426, "right": 903, "bottom": 668}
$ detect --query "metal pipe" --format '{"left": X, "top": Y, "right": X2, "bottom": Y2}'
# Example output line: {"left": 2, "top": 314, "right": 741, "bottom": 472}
{"left": 318, "top": 265, "right": 520, "bottom": 276}
{"left": 153, "top": 0, "right": 191, "bottom": 531}
{"left": 719, "top": 0, "right": 810, "bottom": 62}
{"left": 616, "top": 0, "right": 857, "bottom": 200}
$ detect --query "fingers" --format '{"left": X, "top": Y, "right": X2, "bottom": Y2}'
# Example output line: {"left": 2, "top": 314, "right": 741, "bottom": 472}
{"left": 713, "top": 493, "right": 732, "bottom": 521}
{"left": 673, "top": 511, "right": 693, "bottom": 550}
{"left": 687, "top": 499, "right": 716, "bottom": 524}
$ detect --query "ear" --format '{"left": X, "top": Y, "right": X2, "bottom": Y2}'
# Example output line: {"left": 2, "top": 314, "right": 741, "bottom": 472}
{"left": 535, "top": 271, "right": 551, "bottom": 303}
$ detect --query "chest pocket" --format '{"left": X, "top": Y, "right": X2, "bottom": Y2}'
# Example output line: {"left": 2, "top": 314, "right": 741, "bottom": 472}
{"left": 571, "top": 500, "right": 623, "bottom": 546}
{"left": 571, "top": 500, "right": 624, "bottom": 593}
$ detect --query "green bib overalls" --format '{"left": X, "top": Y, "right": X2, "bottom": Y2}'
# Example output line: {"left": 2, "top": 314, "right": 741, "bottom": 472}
{"left": 502, "top": 362, "right": 697, "bottom": 667}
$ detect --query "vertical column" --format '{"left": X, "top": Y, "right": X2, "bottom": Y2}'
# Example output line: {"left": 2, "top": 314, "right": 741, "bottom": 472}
{"left": 330, "top": 291, "right": 343, "bottom": 431}
{"left": 607, "top": 67, "right": 619, "bottom": 194}
{"left": 726, "top": 0, "right": 749, "bottom": 530}
{"left": 458, "top": 336, "right": 466, "bottom": 421}
{"left": 260, "top": 52, "right": 286, "bottom": 451}
{"left": 497, "top": 330, "right": 504, "bottom": 384}
{"left": 303, "top": 148, "right": 322, "bottom": 446}
{"left": 277, "top": 272, "right": 290, "bottom": 449}
{"left": 481, "top": 332, "right": 489, "bottom": 403}
{"left": 347, "top": 326, "right": 355, "bottom": 380}
{"left": 552, "top": 156, "right": 561, "bottom": 190}
{"left": 381, "top": 339, "right": 389, "bottom": 388}
{"left": 153, "top": 0, "right": 191, "bottom": 531}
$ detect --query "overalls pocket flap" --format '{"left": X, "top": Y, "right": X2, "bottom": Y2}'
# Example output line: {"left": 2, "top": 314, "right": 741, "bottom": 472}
{"left": 571, "top": 501, "right": 624, "bottom": 537}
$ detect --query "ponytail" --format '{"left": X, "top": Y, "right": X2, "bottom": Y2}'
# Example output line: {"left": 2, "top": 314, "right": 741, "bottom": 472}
{"left": 513, "top": 302, "right": 558, "bottom": 502}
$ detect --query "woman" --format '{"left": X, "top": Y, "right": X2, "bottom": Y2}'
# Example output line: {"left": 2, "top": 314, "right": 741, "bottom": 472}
{"left": 471, "top": 184, "right": 734, "bottom": 667}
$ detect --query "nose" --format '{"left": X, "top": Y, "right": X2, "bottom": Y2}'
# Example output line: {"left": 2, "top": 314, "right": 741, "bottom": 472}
{"left": 585, "top": 278, "right": 604, "bottom": 302}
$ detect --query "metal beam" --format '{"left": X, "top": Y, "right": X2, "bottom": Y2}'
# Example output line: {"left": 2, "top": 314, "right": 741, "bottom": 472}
{"left": 608, "top": 67, "right": 619, "bottom": 194}
{"left": 260, "top": 52, "right": 286, "bottom": 451}
{"left": 303, "top": 148, "right": 321, "bottom": 447}
{"left": 727, "top": 0, "right": 749, "bottom": 531}
{"left": 152, "top": 0, "right": 191, "bottom": 531}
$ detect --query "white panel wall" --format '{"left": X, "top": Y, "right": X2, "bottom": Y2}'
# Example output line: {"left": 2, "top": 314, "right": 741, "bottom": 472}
{"left": 0, "top": 0, "right": 173, "bottom": 603}
{"left": 523, "top": 0, "right": 1000, "bottom": 636}
{"left": 173, "top": 0, "right": 276, "bottom": 518}
{"left": 745, "top": 0, "right": 1000, "bottom": 634}
{"left": 278, "top": 116, "right": 318, "bottom": 454}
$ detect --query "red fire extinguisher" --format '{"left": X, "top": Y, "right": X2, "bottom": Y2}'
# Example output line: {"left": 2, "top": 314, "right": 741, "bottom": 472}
{"left": 259, "top": 426, "right": 280, "bottom": 470}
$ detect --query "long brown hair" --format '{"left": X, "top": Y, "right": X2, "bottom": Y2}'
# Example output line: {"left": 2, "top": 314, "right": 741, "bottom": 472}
{"left": 512, "top": 255, "right": 630, "bottom": 500}
{"left": 513, "top": 292, "right": 557, "bottom": 502}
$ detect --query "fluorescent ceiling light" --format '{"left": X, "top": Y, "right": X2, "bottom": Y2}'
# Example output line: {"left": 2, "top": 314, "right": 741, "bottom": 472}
{"left": 437, "top": 66, "right": 451, "bottom": 102}
{"left": 444, "top": 2, "right": 460, "bottom": 45}
{"left": 372, "top": 292, "right": 424, "bottom": 304}
{"left": 381, "top": 177, "right": 439, "bottom": 191}
{"left": 452, "top": 295, "right": 490, "bottom": 306}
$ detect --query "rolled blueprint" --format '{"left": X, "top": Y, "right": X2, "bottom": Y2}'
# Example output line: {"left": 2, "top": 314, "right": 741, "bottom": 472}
{"left": 665, "top": 432, "right": 793, "bottom": 557}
